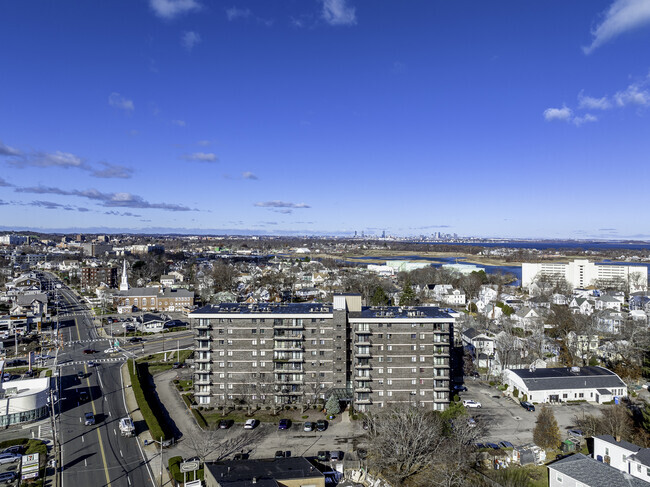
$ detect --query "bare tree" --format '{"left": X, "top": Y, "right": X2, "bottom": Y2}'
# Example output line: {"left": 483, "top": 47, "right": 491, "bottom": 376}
{"left": 365, "top": 404, "right": 446, "bottom": 485}
{"left": 187, "top": 427, "right": 266, "bottom": 462}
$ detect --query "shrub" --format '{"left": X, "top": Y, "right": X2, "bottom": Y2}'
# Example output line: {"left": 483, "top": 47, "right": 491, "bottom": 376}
{"left": 127, "top": 359, "right": 171, "bottom": 441}
{"left": 489, "top": 381, "right": 496, "bottom": 387}
{"left": 302, "top": 415, "right": 309, "bottom": 419}
{"left": 522, "top": 393, "right": 528, "bottom": 403}
{"left": 513, "top": 388, "right": 519, "bottom": 397}
{"left": 168, "top": 456, "right": 183, "bottom": 483}
{"left": 265, "top": 406, "right": 271, "bottom": 410}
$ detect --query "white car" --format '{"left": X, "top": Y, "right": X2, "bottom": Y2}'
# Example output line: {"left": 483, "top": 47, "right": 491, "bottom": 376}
{"left": 104, "top": 347, "right": 119, "bottom": 354}
{"left": 463, "top": 400, "right": 482, "bottom": 409}
{"left": 243, "top": 419, "right": 258, "bottom": 429}
{"left": 0, "top": 453, "right": 21, "bottom": 465}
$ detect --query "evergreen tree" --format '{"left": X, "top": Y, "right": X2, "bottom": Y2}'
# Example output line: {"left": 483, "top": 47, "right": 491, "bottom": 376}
{"left": 370, "top": 286, "right": 390, "bottom": 306}
{"left": 399, "top": 281, "right": 416, "bottom": 306}
{"left": 533, "top": 406, "right": 561, "bottom": 449}
{"left": 325, "top": 395, "right": 341, "bottom": 415}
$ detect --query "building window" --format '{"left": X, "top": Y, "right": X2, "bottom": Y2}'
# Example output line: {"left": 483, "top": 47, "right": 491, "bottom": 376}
{"left": 252, "top": 339, "right": 257, "bottom": 345}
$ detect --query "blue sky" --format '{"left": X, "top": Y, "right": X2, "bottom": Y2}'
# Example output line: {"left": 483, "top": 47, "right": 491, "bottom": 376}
{"left": 1, "top": 0, "right": 650, "bottom": 239}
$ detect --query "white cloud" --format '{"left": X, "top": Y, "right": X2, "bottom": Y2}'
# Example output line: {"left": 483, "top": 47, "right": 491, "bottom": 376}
{"left": 543, "top": 106, "right": 573, "bottom": 122}
{"left": 578, "top": 92, "right": 612, "bottom": 110}
{"left": 182, "top": 152, "right": 217, "bottom": 162}
{"left": 254, "top": 201, "right": 310, "bottom": 209}
{"left": 182, "top": 31, "right": 201, "bottom": 51}
{"left": 108, "top": 92, "right": 134, "bottom": 112}
{"left": 573, "top": 113, "right": 598, "bottom": 126}
{"left": 614, "top": 78, "right": 650, "bottom": 106}
{"left": 322, "top": 0, "right": 356, "bottom": 26}
{"left": 0, "top": 141, "right": 21, "bottom": 157}
{"left": 150, "top": 0, "right": 201, "bottom": 19}
{"left": 242, "top": 171, "right": 258, "bottom": 180}
{"left": 31, "top": 151, "right": 86, "bottom": 169}
{"left": 172, "top": 119, "right": 186, "bottom": 127}
{"left": 197, "top": 140, "right": 212, "bottom": 146}
{"left": 226, "top": 6, "right": 251, "bottom": 21}
{"left": 584, "top": 0, "right": 650, "bottom": 54}
{"left": 90, "top": 162, "right": 134, "bottom": 179}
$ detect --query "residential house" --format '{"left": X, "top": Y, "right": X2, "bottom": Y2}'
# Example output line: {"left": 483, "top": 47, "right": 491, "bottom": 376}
{"left": 440, "top": 288, "right": 466, "bottom": 306}
{"left": 566, "top": 332, "right": 599, "bottom": 360}
{"left": 548, "top": 453, "right": 650, "bottom": 487}
{"left": 512, "top": 306, "right": 543, "bottom": 331}
{"left": 595, "top": 295, "right": 622, "bottom": 312}
{"left": 569, "top": 297, "right": 595, "bottom": 315}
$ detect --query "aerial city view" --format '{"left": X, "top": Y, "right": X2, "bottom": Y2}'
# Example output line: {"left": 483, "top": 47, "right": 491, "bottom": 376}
{"left": 2, "top": 1, "right": 650, "bottom": 486}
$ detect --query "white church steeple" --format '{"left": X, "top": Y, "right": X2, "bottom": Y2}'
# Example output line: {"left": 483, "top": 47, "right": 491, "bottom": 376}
{"left": 120, "top": 260, "right": 129, "bottom": 291}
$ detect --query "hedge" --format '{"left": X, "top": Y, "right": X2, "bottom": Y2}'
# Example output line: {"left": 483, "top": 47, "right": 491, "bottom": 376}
{"left": 0, "top": 438, "right": 29, "bottom": 449}
{"left": 127, "top": 359, "right": 171, "bottom": 441}
{"left": 169, "top": 456, "right": 204, "bottom": 485}
{"left": 181, "top": 393, "right": 207, "bottom": 429}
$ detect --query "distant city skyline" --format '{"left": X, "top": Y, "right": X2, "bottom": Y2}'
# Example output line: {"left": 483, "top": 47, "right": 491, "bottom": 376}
{"left": 1, "top": 1, "right": 650, "bottom": 239}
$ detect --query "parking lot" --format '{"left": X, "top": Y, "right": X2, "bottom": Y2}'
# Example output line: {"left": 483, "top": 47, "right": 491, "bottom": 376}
{"left": 200, "top": 418, "right": 366, "bottom": 461}
{"left": 0, "top": 453, "right": 21, "bottom": 486}
{"left": 459, "top": 381, "right": 604, "bottom": 445}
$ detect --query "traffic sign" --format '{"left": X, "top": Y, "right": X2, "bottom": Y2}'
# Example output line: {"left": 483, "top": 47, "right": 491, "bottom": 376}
{"left": 180, "top": 461, "right": 200, "bottom": 472}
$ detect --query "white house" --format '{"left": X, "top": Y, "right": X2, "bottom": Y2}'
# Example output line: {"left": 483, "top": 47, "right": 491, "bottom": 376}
{"left": 593, "top": 435, "right": 650, "bottom": 484}
{"left": 503, "top": 366, "right": 627, "bottom": 404}
{"left": 548, "top": 453, "right": 650, "bottom": 487}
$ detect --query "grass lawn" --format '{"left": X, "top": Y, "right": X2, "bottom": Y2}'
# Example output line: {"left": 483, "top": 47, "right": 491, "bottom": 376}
{"left": 137, "top": 349, "right": 192, "bottom": 364}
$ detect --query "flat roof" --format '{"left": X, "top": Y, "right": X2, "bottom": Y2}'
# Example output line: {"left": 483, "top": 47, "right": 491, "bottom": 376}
{"left": 510, "top": 366, "right": 625, "bottom": 392}
{"left": 205, "top": 457, "right": 323, "bottom": 486}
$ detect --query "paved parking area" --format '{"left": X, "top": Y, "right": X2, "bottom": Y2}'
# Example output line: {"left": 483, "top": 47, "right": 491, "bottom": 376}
{"left": 460, "top": 382, "right": 604, "bottom": 445}
{"left": 0, "top": 458, "right": 20, "bottom": 486}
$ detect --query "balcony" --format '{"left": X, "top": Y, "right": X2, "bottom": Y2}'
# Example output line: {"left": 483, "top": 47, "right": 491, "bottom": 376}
{"left": 355, "top": 351, "right": 372, "bottom": 359}
{"left": 355, "top": 337, "right": 372, "bottom": 346}
{"left": 195, "top": 322, "right": 211, "bottom": 330}
{"left": 354, "top": 385, "right": 372, "bottom": 393}
{"left": 274, "top": 377, "right": 303, "bottom": 385}
{"left": 273, "top": 332, "right": 304, "bottom": 340}
{"left": 354, "top": 374, "right": 372, "bottom": 382}
{"left": 196, "top": 342, "right": 211, "bottom": 352}
{"left": 195, "top": 356, "right": 211, "bottom": 363}
{"left": 355, "top": 398, "right": 372, "bottom": 405}
{"left": 273, "top": 320, "right": 304, "bottom": 330}
{"left": 195, "top": 390, "right": 211, "bottom": 396}
{"left": 274, "top": 344, "right": 304, "bottom": 353}
{"left": 275, "top": 388, "right": 304, "bottom": 396}
{"left": 354, "top": 362, "right": 371, "bottom": 370}
{"left": 274, "top": 365, "right": 303, "bottom": 372}
{"left": 195, "top": 378, "right": 212, "bottom": 386}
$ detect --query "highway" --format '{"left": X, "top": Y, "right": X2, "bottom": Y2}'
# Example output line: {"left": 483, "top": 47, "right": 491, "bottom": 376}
{"left": 44, "top": 274, "right": 156, "bottom": 487}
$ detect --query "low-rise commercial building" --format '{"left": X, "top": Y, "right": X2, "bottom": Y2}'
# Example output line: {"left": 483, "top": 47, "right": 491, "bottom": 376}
{"left": 0, "top": 368, "right": 50, "bottom": 427}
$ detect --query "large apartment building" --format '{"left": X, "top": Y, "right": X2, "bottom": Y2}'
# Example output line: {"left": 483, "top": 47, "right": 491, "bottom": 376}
{"left": 190, "top": 294, "right": 454, "bottom": 412}
{"left": 522, "top": 259, "right": 648, "bottom": 292}
{"left": 81, "top": 266, "right": 117, "bottom": 291}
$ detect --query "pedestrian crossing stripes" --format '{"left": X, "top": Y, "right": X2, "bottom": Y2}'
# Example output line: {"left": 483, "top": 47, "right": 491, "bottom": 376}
{"left": 59, "top": 357, "right": 126, "bottom": 366}
{"left": 64, "top": 338, "right": 113, "bottom": 345}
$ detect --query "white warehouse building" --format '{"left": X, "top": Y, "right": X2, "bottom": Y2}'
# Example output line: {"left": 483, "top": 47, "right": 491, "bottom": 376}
{"left": 522, "top": 259, "right": 647, "bottom": 292}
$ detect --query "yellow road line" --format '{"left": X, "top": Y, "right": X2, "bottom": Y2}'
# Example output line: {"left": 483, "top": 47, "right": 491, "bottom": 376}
{"left": 85, "top": 363, "right": 112, "bottom": 487}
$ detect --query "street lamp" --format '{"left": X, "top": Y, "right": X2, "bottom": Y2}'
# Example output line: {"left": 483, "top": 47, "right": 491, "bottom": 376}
{"left": 144, "top": 437, "right": 166, "bottom": 487}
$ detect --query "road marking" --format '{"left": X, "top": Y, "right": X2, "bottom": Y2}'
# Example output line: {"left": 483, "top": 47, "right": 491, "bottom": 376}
{"left": 120, "top": 450, "right": 123, "bottom": 458}
{"left": 127, "top": 477, "right": 131, "bottom": 486}
{"left": 97, "top": 370, "right": 104, "bottom": 388}
{"left": 108, "top": 411, "right": 111, "bottom": 417}
{"left": 114, "top": 429, "right": 116, "bottom": 436}
{"left": 81, "top": 436, "right": 84, "bottom": 443}
{"left": 84, "top": 458, "right": 87, "bottom": 467}
{"left": 85, "top": 362, "right": 112, "bottom": 487}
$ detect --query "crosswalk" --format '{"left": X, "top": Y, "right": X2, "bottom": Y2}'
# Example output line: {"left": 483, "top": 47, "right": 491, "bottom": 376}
{"left": 64, "top": 338, "right": 113, "bottom": 345}
{"left": 59, "top": 357, "right": 127, "bottom": 366}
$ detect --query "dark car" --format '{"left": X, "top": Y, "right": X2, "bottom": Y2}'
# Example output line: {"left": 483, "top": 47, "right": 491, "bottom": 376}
{"left": 475, "top": 443, "right": 486, "bottom": 449}
{"left": 128, "top": 337, "right": 144, "bottom": 343}
{"left": 278, "top": 419, "right": 291, "bottom": 430}
{"left": 218, "top": 419, "right": 233, "bottom": 429}
{"left": 77, "top": 371, "right": 85, "bottom": 379}
{"left": 316, "top": 419, "right": 328, "bottom": 432}
{"left": 453, "top": 385, "right": 468, "bottom": 392}
{"left": 79, "top": 390, "right": 89, "bottom": 402}
{"left": 569, "top": 429, "right": 584, "bottom": 438}
{"left": 486, "top": 443, "right": 500, "bottom": 450}
{"left": 520, "top": 401, "right": 535, "bottom": 412}
{"left": 330, "top": 450, "right": 344, "bottom": 461}
{"left": 275, "top": 450, "right": 285, "bottom": 459}
{"left": 0, "top": 471, "right": 17, "bottom": 483}
{"left": 172, "top": 362, "right": 181, "bottom": 369}
{"left": 499, "top": 441, "right": 514, "bottom": 449}
{"left": 83, "top": 349, "right": 96, "bottom": 354}
{"left": 317, "top": 451, "right": 330, "bottom": 461}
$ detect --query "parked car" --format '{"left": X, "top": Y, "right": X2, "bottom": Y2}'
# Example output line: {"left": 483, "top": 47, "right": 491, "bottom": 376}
{"left": 486, "top": 443, "right": 500, "bottom": 450}
{"left": 316, "top": 419, "right": 328, "bottom": 431}
{"left": 520, "top": 401, "right": 535, "bottom": 412}
{"left": 499, "top": 441, "right": 514, "bottom": 449}
{"left": 463, "top": 400, "right": 481, "bottom": 408}
{"left": 317, "top": 451, "right": 330, "bottom": 461}
{"left": 330, "top": 450, "right": 344, "bottom": 461}
{"left": 243, "top": 419, "right": 257, "bottom": 429}
{"left": 453, "top": 385, "right": 468, "bottom": 392}
{"left": 569, "top": 429, "right": 584, "bottom": 438}
{"left": 275, "top": 450, "right": 285, "bottom": 459}
{"left": 475, "top": 443, "right": 486, "bottom": 449}
{"left": 172, "top": 362, "right": 182, "bottom": 369}
{"left": 0, "top": 453, "right": 21, "bottom": 465}
{"left": 0, "top": 471, "right": 17, "bottom": 483}
{"left": 303, "top": 421, "right": 314, "bottom": 432}
{"left": 84, "top": 412, "right": 95, "bottom": 426}
{"left": 1, "top": 446, "right": 24, "bottom": 455}
{"left": 278, "top": 419, "right": 291, "bottom": 430}
{"left": 87, "top": 361, "right": 95, "bottom": 368}
{"left": 218, "top": 419, "right": 233, "bottom": 429}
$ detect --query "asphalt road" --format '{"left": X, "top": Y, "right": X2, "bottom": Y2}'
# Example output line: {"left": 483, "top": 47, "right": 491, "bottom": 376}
{"left": 43, "top": 274, "right": 155, "bottom": 487}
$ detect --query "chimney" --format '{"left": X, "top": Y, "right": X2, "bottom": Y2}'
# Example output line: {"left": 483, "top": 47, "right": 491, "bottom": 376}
{"left": 616, "top": 436, "right": 621, "bottom": 442}
{"left": 252, "top": 478, "right": 257, "bottom": 484}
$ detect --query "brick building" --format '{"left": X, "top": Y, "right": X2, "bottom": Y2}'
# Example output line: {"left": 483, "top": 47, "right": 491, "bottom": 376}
{"left": 113, "top": 287, "right": 194, "bottom": 312}
{"left": 81, "top": 266, "right": 117, "bottom": 291}
{"left": 190, "top": 294, "right": 454, "bottom": 412}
